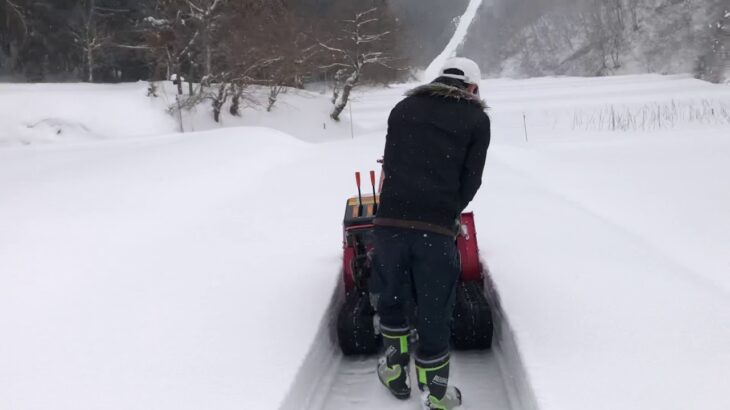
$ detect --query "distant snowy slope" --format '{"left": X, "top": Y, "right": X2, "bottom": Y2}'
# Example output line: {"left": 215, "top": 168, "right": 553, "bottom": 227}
{"left": 464, "top": 0, "right": 729, "bottom": 82}
{"left": 423, "top": 0, "right": 484, "bottom": 81}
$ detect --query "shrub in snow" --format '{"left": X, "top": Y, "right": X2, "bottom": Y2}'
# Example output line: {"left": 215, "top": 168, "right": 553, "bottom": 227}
{"left": 147, "top": 82, "right": 159, "bottom": 98}
{"left": 572, "top": 99, "right": 730, "bottom": 132}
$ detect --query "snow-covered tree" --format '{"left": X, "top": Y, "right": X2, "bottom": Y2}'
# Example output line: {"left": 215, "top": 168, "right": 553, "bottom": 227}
{"left": 69, "top": 0, "right": 108, "bottom": 82}
{"left": 322, "top": 7, "right": 398, "bottom": 121}
{"left": 141, "top": 0, "right": 227, "bottom": 94}
{"left": 696, "top": 6, "right": 730, "bottom": 83}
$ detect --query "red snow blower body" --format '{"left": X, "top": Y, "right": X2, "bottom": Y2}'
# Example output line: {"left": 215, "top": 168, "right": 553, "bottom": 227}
{"left": 337, "top": 167, "right": 493, "bottom": 356}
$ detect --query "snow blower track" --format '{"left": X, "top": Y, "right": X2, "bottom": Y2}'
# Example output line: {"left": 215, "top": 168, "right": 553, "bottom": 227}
{"left": 280, "top": 274, "right": 538, "bottom": 410}
{"left": 320, "top": 351, "right": 510, "bottom": 410}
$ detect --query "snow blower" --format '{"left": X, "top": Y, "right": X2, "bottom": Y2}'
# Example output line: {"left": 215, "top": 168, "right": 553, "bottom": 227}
{"left": 337, "top": 163, "right": 493, "bottom": 356}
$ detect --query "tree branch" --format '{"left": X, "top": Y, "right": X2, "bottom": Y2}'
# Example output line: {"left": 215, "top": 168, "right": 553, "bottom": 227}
{"left": 5, "top": 0, "right": 27, "bottom": 34}
{"left": 319, "top": 42, "right": 347, "bottom": 54}
{"left": 109, "top": 43, "right": 153, "bottom": 50}
{"left": 320, "top": 62, "right": 352, "bottom": 70}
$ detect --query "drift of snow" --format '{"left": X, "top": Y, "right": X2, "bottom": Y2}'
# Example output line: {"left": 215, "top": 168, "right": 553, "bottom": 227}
{"left": 423, "top": 0, "right": 484, "bottom": 81}
{"left": 0, "top": 83, "right": 177, "bottom": 145}
{"left": 0, "top": 82, "right": 355, "bottom": 146}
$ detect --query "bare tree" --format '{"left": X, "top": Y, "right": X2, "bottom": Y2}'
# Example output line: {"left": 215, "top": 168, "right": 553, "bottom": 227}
{"left": 322, "top": 8, "right": 397, "bottom": 121}
{"left": 582, "top": 0, "right": 626, "bottom": 74}
{"left": 184, "top": 0, "right": 225, "bottom": 81}
{"left": 69, "top": 1, "right": 136, "bottom": 82}
{"left": 70, "top": 0, "right": 105, "bottom": 82}
{"left": 0, "top": 0, "right": 27, "bottom": 73}
{"left": 141, "top": 0, "right": 226, "bottom": 94}
{"left": 626, "top": 0, "right": 641, "bottom": 31}
{"left": 2, "top": 1, "right": 26, "bottom": 37}
{"left": 209, "top": 1, "right": 321, "bottom": 116}
{"left": 696, "top": 5, "right": 730, "bottom": 83}
{"left": 261, "top": 7, "right": 320, "bottom": 111}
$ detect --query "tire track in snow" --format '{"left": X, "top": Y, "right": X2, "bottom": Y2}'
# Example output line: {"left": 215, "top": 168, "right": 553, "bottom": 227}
{"left": 279, "top": 276, "right": 538, "bottom": 410}
{"left": 319, "top": 350, "right": 510, "bottom": 410}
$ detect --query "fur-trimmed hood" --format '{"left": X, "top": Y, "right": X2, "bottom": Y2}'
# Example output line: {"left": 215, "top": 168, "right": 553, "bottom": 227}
{"left": 406, "top": 82, "right": 487, "bottom": 110}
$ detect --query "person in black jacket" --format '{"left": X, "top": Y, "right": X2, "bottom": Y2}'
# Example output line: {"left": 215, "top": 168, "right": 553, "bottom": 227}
{"left": 374, "top": 57, "right": 490, "bottom": 410}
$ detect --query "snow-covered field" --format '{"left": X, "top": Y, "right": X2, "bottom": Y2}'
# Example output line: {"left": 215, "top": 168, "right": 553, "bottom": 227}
{"left": 0, "top": 82, "right": 357, "bottom": 146}
{"left": 1, "top": 74, "right": 729, "bottom": 410}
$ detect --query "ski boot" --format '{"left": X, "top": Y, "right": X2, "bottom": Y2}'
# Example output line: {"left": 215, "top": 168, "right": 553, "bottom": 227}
{"left": 416, "top": 353, "right": 462, "bottom": 409}
{"left": 377, "top": 325, "right": 411, "bottom": 400}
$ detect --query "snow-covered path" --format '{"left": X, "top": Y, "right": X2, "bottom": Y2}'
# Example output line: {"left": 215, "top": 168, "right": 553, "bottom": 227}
{"left": 319, "top": 352, "right": 510, "bottom": 410}
{"left": 279, "top": 268, "right": 526, "bottom": 410}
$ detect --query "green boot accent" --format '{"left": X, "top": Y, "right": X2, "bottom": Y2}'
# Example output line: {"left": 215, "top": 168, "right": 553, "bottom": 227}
{"left": 416, "top": 354, "right": 462, "bottom": 410}
{"left": 377, "top": 325, "right": 411, "bottom": 400}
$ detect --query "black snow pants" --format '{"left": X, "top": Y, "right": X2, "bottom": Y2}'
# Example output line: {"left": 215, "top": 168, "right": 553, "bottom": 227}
{"left": 372, "top": 225, "right": 460, "bottom": 359}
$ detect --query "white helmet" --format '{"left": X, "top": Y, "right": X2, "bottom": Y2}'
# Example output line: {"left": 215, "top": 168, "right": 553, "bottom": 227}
{"left": 439, "top": 57, "right": 482, "bottom": 86}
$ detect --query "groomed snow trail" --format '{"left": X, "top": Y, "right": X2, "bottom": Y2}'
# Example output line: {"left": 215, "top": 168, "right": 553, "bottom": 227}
{"left": 283, "top": 276, "right": 527, "bottom": 410}
{"left": 321, "top": 352, "right": 511, "bottom": 410}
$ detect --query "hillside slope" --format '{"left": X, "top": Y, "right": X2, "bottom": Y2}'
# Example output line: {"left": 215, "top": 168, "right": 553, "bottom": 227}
{"left": 463, "top": 0, "right": 729, "bottom": 82}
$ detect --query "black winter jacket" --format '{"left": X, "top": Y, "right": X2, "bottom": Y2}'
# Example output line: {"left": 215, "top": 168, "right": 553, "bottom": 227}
{"left": 374, "top": 80, "right": 491, "bottom": 235}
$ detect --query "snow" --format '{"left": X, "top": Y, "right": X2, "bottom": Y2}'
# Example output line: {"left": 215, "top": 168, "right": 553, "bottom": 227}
{"left": 473, "top": 75, "right": 730, "bottom": 410}
{"left": 318, "top": 352, "right": 511, "bottom": 410}
{"left": 0, "top": 83, "right": 176, "bottom": 145}
{"left": 0, "top": 82, "right": 378, "bottom": 409}
{"left": 144, "top": 16, "right": 171, "bottom": 27}
{"left": 423, "top": 0, "right": 484, "bottom": 81}
{"left": 480, "top": 133, "right": 730, "bottom": 410}
{"left": 1, "top": 73, "right": 730, "bottom": 410}
{"left": 0, "top": 82, "right": 356, "bottom": 146}
{"left": 0, "top": 129, "right": 325, "bottom": 410}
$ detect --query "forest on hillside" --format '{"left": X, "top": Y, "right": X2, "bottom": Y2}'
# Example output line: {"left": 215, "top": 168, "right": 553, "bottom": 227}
{"left": 1, "top": 0, "right": 446, "bottom": 120}
{"left": 0, "top": 0, "right": 409, "bottom": 83}
{"left": 0, "top": 0, "right": 476, "bottom": 119}
{"left": 0, "top": 0, "right": 472, "bottom": 83}
{"left": 2, "top": 0, "right": 726, "bottom": 86}
{"left": 464, "top": 0, "right": 729, "bottom": 83}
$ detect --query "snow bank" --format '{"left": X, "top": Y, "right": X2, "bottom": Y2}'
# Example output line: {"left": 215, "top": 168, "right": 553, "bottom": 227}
{"left": 0, "top": 82, "right": 356, "bottom": 146}
{"left": 0, "top": 129, "right": 305, "bottom": 409}
{"left": 0, "top": 125, "right": 387, "bottom": 409}
{"left": 478, "top": 76, "right": 730, "bottom": 410}
{"left": 479, "top": 131, "right": 730, "bottom": 410}
{"left": 0, "top": 83, "right": 176, "bottom": 145}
